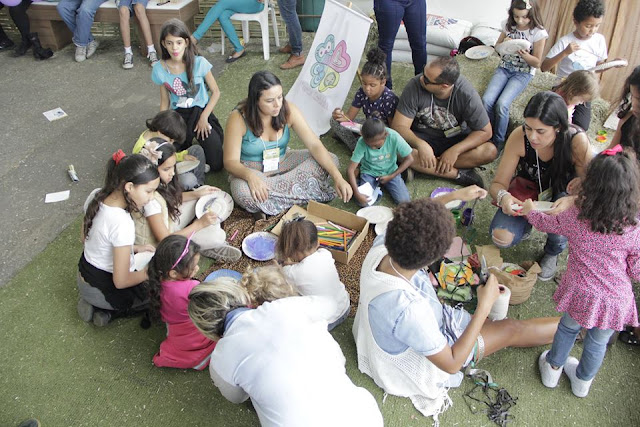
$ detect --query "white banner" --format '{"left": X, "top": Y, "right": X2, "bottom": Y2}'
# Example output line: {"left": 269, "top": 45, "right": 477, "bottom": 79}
{"left": 286, "top": 0, "right": 372, "bottom": 136}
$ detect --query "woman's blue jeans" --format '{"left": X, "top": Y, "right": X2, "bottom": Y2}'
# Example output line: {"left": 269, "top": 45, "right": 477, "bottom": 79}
{"left": 57, "top": 0, "right": 107, "bottom": 46}
{"left": 374, "top": 0, "right": 426, "bottom": 89}
{"left": 547, "top": 312, "right": 614, "bottom": 381}
{"left": 489, "top": 192, "right": 568, "bottom": 256}
{"left": 192, "top": 0, "right": 264, "bottom": 52}
{"left": 482, "top": 66, "right": 533, "bottom": 146}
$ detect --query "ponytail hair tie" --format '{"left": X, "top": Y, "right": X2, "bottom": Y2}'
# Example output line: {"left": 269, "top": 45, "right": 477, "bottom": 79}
{"left": 112, "top": 149, "right": 126, "bottom": 165}
{"left": 601, "top": 144, "right": 623, "bottom": 156}
{"left": 524, "top": 0, "right": 532, "bottom": 9}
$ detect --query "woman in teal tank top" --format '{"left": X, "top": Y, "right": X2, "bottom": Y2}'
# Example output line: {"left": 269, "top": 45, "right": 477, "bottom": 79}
{"left": 224, "top": 71, "right": 353, "bottom": 217}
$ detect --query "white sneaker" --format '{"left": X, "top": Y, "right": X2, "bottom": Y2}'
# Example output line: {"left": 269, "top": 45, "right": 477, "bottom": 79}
{"left": 538, "top": 350, "right": 563, "bottom": 388}
{"left": 75, "top": 45, "right": 87, "bottom": 62}
{"left": 564, "top": 358, "right": 593, "bottom": 398}
{"left": 122, "top": 52, "right": 133, "bottom": 69}
{"left": 86, "top": 39, "right": 99, "bottom": 58}
{"left": 147, "top": 50, "right": 158, "bottom": 66}
{"left": 204, "top": 164, "right": 211, "bottom": 173}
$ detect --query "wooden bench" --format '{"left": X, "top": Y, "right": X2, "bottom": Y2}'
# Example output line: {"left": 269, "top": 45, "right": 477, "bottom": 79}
{"left": 26, "top": 0, "right": 199, "bottom": 53}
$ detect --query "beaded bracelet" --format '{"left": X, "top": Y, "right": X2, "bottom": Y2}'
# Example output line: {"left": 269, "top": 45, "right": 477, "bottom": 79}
{"left": 496, "top": 189, "right": 510, "bottom": 207}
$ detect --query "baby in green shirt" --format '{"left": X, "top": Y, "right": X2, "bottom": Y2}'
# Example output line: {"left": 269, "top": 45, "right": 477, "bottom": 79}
{"left": 347, "top": 116, "right": 414, "bottom": 206}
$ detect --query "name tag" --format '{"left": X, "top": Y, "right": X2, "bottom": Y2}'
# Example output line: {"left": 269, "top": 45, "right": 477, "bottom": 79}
{"left": 262, "top": 148, "right": 280, "bottom": 172}
{"left": 444, "top": 125, "right": 462, "bottom": 138}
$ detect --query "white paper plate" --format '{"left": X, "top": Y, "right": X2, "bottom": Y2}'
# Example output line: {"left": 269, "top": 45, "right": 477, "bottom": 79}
{"left": 357, "top": 206, "right": 394, "bottom": 224}
{"left": 242, "top": 232, "right": 278, "bottom": 261}
{"left": 375, "top": 221, "right": 389, "bottom": 236}
{"left": 133, "top": 251, "right": 154, "bottom": 271}
{"left": 195, "top": 190, "right": 234, "bottom": 222}
{"left": 432, "top": 192, "right": 464, "bottom": 210}
{"left": 589, "top": 59, "right": 628, "bottom": 72}
{"left": 176, "top": 160, "right": 200, "bottom": 174}
{"left": 497, "top": 39, "right": 531, "bottom": 55}
{"left": 533, "top": 201, "right": 554, "bottom": 212}
{"left": 340, "top": 121, "right": 362, "bottom": 134}
{"left": 465, "top": 45, "right": 494, "bottom": 60}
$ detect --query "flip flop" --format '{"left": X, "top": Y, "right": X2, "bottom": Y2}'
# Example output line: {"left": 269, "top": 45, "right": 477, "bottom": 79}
{"left": 225, "top": 50, "right": 246, "bottom": 63}
{"left": 619, "top": 326, "right": 639, "bottom": 346}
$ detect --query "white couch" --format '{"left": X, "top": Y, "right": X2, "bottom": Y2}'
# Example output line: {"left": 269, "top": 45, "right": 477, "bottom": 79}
{"left": 392, "top": 0, "right": 510, "bottom": 63}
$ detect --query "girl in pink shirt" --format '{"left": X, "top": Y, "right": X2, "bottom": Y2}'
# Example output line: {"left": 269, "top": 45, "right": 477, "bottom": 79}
{"left": 147, "top": 234, "right": 215, "bottom": 369}
{"left": 522, "top": 146, "right": 640, "bottom": 397}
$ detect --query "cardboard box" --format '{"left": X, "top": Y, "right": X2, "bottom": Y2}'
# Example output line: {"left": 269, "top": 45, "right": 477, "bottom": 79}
{"left": 272, "top": 201, "right": 369, "bottom": 264}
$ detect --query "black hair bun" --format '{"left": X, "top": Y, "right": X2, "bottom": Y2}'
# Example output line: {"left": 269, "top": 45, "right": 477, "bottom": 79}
{"left": 366, "top": 47, "right": 387, "bottom": 65}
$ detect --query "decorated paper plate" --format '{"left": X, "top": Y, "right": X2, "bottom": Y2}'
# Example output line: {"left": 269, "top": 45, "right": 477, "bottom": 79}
{"left": 589, "top": 59, "right": 628, "bottom": 72}
{"left": 242, "top": 232, "right": 278, "bottom": 261}
{"left": 533, "top": 201, "right": 554, "bottom": 212}
{"left": 496, "top": 39, "right": 531, "bottom": 56}
{"left": 430, "top": 187, "right": 465, "bottom": 210}
{"left": 195, "top": 190, "right": 234, "bottom": 222}
{"left": 465, "top": 45, "right": 494, "bottom": 60}
{"left": 176, "top": 160, "right": 200, "bottom": 175}
{"left": 356, "top": 206, "right": 394, "bottom": 224}
{"left": 375, "top": 221, "right": 389, "bottom": 236}
{"left": 340, "top": 121, "right": 362, "bottom": 134}
{"left": 133, "top": 251, "right": 154, "bottom": 271}
{"left": 205, "top": 269, "right": 243, "bottom": 283}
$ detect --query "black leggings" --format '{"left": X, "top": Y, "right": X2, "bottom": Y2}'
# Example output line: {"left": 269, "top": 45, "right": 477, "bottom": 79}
{"left": 0, "top": 0, "right": 32, "bottom": 40}
{"left": 175, "top": 107, "right": 225, "bottom": 172}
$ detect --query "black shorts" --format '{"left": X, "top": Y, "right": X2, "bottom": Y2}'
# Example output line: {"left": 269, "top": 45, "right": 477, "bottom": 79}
{"left": 415, "top": 131, "right": 467, "bottom": 157}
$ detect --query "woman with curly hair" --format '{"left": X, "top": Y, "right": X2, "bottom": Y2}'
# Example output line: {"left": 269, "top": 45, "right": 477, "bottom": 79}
{"left": 146, "top": 234, "right": 215, "bottom": 369}
{"left": 521, "top": 147, "right": 640, "bottom": 397}
{"left": 353, "top": 187, "right": 559, "bottom": 421}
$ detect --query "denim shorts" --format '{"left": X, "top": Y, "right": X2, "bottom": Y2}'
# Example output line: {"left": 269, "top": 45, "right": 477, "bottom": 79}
{"left": 117, "top": 0, "right": 149, "bottom": 12}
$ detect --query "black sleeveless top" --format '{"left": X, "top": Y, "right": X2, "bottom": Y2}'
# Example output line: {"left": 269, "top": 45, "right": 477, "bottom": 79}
{"left": 620, "top": 114, "right": 638, "bottom": 154}
{"left": 516, "top": 125, "right": 582, "bottom": 196}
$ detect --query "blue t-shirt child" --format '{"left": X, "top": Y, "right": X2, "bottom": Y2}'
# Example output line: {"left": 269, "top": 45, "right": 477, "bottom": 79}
{"left": 351, "top": 128, "right": 412, "bottom": 177}
{"left": 352, "top": 86, "right": 399, "bottom": 126}
{"left": 151, "top": 56, "right": 212, "bottom": 109}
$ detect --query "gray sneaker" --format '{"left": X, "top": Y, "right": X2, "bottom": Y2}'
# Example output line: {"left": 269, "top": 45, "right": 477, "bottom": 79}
{"left": 122, "top": 52, "right": 134, "bottom": 69}
{"left": 75, "top": 45, "right": 87, "bottom": 62}
{"left": 147, "top": 50, "right": 158, "bottom": 66}
{"left": 538, "top": 253, "right": 558, "bottom": 281}
{"left": 77, "top": 298, "right": 94, "bottom": 322}
{"left": 201, "top": 245, "right": 242, "bottom": 263}
{"left": 92, "top": 308, "right": 111, "bottom": 327}
{"left": 86, "top": 39, "right": 99, "bottom": 58}
{"left": 454, "top": 168, "right": 485, "bottom": 189}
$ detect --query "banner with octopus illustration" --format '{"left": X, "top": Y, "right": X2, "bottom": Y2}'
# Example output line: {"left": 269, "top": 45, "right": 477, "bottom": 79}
{"left": 286, "top": 0, "right": 372, "bottom": 136}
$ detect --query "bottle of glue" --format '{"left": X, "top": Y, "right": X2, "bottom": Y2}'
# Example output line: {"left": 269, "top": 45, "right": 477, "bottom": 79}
{"left": 68, "top": 165, "right": 79, "bottom": 182}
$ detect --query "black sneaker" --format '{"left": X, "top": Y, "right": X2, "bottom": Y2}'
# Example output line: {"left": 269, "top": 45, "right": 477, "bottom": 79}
{"left": 454, "top": 168, "right": 485, "bottom": 189}
{"left": 0, "top": 37, "right": 15, "bottom": 51}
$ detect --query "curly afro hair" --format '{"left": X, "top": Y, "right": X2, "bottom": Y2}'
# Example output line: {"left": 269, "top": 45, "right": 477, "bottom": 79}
{"left": 573, "top": 0, "right": 605, "bottom": 22}
{"left": 385, "top": 199, "right": 455, "bottom": 269}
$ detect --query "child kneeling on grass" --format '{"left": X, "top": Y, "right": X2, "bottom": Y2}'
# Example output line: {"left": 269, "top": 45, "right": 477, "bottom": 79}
{"left": 347, "top": 116, "right": 414, "bottom": 207}
{"left": 276, "top": 219, "right": 350, "bottom": 331}
{"left": 78, "top": 152, "right": 159, "bottom": 326}
{"left": 147, "top": 234, "right": 216, "bottom": 369}
{"left": 522, "top": 146, "right": 640, "bottom": 397}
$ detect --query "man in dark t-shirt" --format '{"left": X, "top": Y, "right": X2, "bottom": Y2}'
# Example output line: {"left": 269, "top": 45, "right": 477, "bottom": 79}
{"left": 392, "top": 57, "right": 497, "bottom": 188}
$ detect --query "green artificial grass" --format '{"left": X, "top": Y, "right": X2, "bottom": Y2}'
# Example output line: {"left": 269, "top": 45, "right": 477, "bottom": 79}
{"left": 1, "top": 35, "right": 639, "bottom": 427}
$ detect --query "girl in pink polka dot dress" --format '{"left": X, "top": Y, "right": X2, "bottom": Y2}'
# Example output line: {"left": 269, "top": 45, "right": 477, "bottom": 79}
{"left": 522, "top": 145, "right": 640, "bottom": 398}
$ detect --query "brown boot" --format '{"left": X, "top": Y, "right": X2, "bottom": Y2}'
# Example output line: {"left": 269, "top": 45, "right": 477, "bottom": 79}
{"left": 280, "top": 54, "right": 305, "bottom": 70}
{"left": 278, "top": 44, "right": 292, "bottom": 54}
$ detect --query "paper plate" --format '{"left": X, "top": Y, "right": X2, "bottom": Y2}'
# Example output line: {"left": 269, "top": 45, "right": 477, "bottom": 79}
{"left": 356, "top": 206, "right": 394, "bottom": 225}
{"left": 340, "top": 121, "right": 362, "bottom": 134}
{"left": 375, "top": 221, "right": 389, "bottom": 236}
{"left": 242, "top": 232, "right": 278, "bottom": 261}
{"left": 176, "top": 160, "right": 200, "bottom": 175}
{"left": 133, "top": 251, "right": 154, "bottom": 271}
{"left": 497, "top": 39, "right": 531, "bottom": 55}
{"left": 430, "top": 187, "right": 465, "bottom": 210}
{"left": 195, "top": 190, "right": 234, "bottom": 222}
{"left": 205, "top": 269, "right": 243, "bottom": 283}
{"left": 465, "top": 45, "right": 494, "bottom": 60}
{"left": 533, "top": 201, "right": 554, "bottom": 212}
{"left": 589, "top": 59, "right": 628, "bottom": 72}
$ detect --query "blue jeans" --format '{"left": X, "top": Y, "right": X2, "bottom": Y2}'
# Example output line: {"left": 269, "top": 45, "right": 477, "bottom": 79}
{"left": 374, "top": 0, "right": 426, "bottom": 89}
{"left": 489, "top": 192, "right": 568, "bottom": 256}
{"left": 482, "top": 67, "right": 533, "bottom": 146}
{"left": 358, "top": 172, "right": 411, "bottom": 206}
{"left": 547, "top": 312, "right": 614, "bottom": 381}
{"left": 192, "top": 0, "right": 264, "bottom": 52}
{"left": 57, "top": 0, "right": 107, "bottom": 46}
{"left": 277, "top": 0, "right": 302, "bottom": 55}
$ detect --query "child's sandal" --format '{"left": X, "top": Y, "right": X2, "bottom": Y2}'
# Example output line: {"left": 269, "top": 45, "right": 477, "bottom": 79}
{"left": 619, "top": 326, "right": 639, "bottom": 346}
